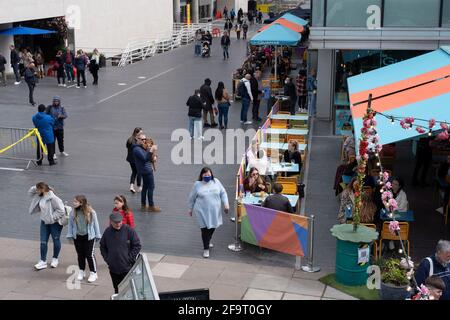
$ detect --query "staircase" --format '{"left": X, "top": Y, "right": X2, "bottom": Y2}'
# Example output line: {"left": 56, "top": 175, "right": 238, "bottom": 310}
{"left": 117, "top": 23, "right": 212, "bottom": 67}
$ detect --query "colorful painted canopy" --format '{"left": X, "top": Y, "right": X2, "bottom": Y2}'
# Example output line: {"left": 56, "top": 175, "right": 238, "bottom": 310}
{"left": 348, "top": 47, "right": 450, "bottom": 145}
{"left": 240, "top": 204, "right": 309, "bottom": 256}
{"left": 250, "top": 24, "right": 301, "bottom": 46}
{"left": 280, "top": 13, "right": 309, "bottom": 26}
{"left": 258, "top": 18, "right": 304, "bottom": 33}
{"left": 0, "top": 26, "right": 56, "bottom": 35}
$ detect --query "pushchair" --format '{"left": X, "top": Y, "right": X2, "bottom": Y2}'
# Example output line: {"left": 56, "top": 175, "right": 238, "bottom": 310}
{"left": 201, "top": 41, "right": 210, "bottom": 58}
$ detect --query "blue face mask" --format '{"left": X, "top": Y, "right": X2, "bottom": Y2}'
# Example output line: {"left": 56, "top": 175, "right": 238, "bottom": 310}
{"left": 203, "top": 176, "right": 212, "bottom": 183}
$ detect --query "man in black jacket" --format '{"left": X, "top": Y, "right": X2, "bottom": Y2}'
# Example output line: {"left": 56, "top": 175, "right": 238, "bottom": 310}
{"left": 221, "top": 31, "right": 231, "bottom": 60}
{"left": 263, "top": 183, "right": 294, "bottom": 213}
{"left": 100, "top": 212, "right": 142, "bottom": 294}
{"left": 24, "top": 63, "right": 37, "bottom": 106}
{"left": 250, "top": 71, "right": 262, "bottom": 121}
{"left": 9, "top": 45, "right": 21, "bottom": 84}
{"left": 200, "top": 78, "right": 217, "bottom": 127}
{"left": 187, "top": 89, "right": 206, "bottom": 139}
{"left": 284, "top": 76, "right": 297, "bottom": 115}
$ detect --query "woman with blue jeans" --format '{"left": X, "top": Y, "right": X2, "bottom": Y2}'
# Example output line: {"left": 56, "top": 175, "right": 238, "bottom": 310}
{"left": 215, "top": 81, "right": 231, "bottom": 129}
{"left": 28, "top": 182, "right": 66, "bottom": 270}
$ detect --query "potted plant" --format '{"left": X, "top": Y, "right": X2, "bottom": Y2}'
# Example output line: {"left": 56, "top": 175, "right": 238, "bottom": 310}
{"left": 378, "top": 258, "right": 410, "bottom": 300}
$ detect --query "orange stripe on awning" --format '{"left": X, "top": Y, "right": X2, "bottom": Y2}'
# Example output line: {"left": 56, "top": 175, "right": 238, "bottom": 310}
{"left": 258, "top": 18, "right": 304, "bottom": 33}
{"left": 351, "top": 76, "right": 450, "bottom": 118}
{"left": 350, "top": 64, "right": 450, "bottom": 105}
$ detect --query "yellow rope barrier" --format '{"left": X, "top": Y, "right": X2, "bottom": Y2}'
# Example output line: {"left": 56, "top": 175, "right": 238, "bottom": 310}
{"left": 0, "top": 129, "right": 47, "bottom": 155}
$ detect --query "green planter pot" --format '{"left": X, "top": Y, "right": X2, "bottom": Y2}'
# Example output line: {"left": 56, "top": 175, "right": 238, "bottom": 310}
{"left": 331, "top": 224, "right": 379, "bottom": 287}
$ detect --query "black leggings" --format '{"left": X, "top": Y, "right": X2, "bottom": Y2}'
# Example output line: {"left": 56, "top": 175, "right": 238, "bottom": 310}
{"left": 129, "top": 162, "right": 142, "bottom": 186}
{"left": 110, "top": 271, "right": 128, "bottom": 294}
{"left": 201, "top": 228, "right": 215, "bottom": 249}
{"left": 74, "top": 234, "right": 97, "bottom": 273}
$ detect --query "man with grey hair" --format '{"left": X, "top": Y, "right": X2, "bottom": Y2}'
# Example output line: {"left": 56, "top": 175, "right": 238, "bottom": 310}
{"left": 415, "top": 240, "right": 450, "bottom": 300}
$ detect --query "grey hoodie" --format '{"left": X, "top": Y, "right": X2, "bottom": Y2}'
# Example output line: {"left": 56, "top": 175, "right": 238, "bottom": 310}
{"left": 28, "top": 186, "right": 65, "bottom": 225}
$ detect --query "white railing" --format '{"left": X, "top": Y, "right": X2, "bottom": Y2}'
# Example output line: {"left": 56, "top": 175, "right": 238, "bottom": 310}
{"left": 118, "top": 23, "right": 213, "bottom": 67}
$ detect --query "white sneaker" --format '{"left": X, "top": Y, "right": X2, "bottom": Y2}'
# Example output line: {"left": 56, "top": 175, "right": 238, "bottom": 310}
{"left": 209, "top": 243, "right": 214, "bottom": 248}
{"left": 130, "top": 184, "right": 136, "bottom": 193}
{"left": 34, "top": 260, "right": 47, "bottom": 270}
{"left": 83, "top": 86, "right": 87, "bottom": 88}
{"left": 136, "top": 186, "right": 142, "bottom": 192}
{"left": 244, "top": 121, "right": 253, "bottom": 125}
{"left": 76, "top": 86, "right": 80, "bottom": 89}
{"left": 77, "top": 270, "right": 85, "bottom": 281}
{"left": 87, "top": 272, "right": 98, "bottom": 283}
{"left": 50, "top": 258, "right": 59, "bottom": 268}
{"left": 203, "top": 249, "right": 210, "bottom": 258}
{"left": 14, "top": 81, "right": 21, "bottom": 85}
{"left": 63, "top": 84, "right": 67, "bottom": 87}
{"left": 53, "top": 154, "right": 58, "bottom": 160}
{"left": 61, "top": 152, "right": 69, "bottom": 157}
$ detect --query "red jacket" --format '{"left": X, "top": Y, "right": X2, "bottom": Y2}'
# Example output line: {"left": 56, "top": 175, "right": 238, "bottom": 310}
{"left": 113, "top": 207, "right": 135, "bottom": 228}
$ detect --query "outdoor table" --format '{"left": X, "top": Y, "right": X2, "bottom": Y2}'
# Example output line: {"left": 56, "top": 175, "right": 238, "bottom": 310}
{"left": 246, "top": 162, "right": 299, "bottom": 174}
{"left": 270, "top": 114, "right": 309, "bottom": 121}
{"left": 260, "top": 142, "right": 307, "bottom": 152}
{"left": 380, "top": 210, "right": 415, "bottom": 222}
{"left": 265, "top": 128, "right": 309, "bottom": 136}
{"left": 242, "top": 193, "right": 299, "bottom": 208}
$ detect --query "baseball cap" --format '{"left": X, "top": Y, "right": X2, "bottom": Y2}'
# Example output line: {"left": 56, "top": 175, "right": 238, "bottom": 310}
{"left": 109, "top": 212, "right": 123, "bottom": 223}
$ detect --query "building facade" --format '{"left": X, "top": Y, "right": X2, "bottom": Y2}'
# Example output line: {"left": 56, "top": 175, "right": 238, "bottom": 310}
{"left": 0, "top": 0, "right": 173, "bottom": 72}
{"left": 308, "top": 0, "right": 450, "bottom": 135}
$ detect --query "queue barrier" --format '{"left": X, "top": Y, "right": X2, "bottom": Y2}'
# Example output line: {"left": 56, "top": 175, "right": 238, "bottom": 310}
{"left": 0, "top": 127, "right": 47, "bottom": 169}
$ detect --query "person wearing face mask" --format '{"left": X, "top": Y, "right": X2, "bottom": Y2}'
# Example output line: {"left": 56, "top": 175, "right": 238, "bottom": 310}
{"left": 28, "top": 182, "right": 66, "bottom": 270}
{"left": 283, "top": 77, "right": 297, "bottom": 115}
{"left": 66, "top": 195, "right": 101, "bottom": 283}
{"left": 415, "top": 240, "right": 450, "bottom": 300}
{"left": 188, "top": 167, "right": 229, "bottom": 258}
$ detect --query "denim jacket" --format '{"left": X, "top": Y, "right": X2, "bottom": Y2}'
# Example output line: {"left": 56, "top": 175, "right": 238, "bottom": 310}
{"left": 66, "top": 208, "right": 102, "bottom": 241}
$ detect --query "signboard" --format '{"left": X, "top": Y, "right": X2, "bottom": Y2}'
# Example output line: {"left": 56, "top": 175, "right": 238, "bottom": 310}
{"left": 335, "top": 109, "right": 353, "bottom": 136}
{"left": 358, "top": 244, "right": 370, "bottom": 266}
{"left": 159, "top": 288, "right": 210, "bottom": 300}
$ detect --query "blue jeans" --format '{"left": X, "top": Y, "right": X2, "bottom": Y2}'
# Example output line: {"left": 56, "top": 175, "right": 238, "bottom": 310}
{"left": 189, "top": 116, "right": 202, "bottom": 138}
{"left": 142, "top": 171, "right": 155, "bottom": 206}
{"left": 241, "top": 98, "right": 250, "bottom": 122}
{"left": 195, "top": 44, "right": 201, "bottom": 56}
{"left": 40, "top": 221, "right": 63, "bottom": 261}
{"left": 64, "top": 63, "right": 74, "bottom": 81}
{"left": 218, "top": 102, "right": 230, "bottom": 128}
{"left": 222, "top": 46, "right": 229, "bottom": 59}
{"left": 308, "top": 92, "right": 317, "bottom": 116}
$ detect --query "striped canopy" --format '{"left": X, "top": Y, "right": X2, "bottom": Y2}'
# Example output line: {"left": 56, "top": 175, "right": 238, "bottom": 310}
{"left": 280, "top": 13, "right": 309, "bottom": 26}
{"left": 250, "top": 24, "right": 301, "bottom": 46}
{"left": 348, "top": 47, "right": 450, "bottom": 145}
{"left": 258, "top": 18, "right": 304, "bottom": 33}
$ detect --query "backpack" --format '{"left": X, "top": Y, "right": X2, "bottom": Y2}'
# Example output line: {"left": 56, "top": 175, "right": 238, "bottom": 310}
{"left": 237, "top": 81, "right": 247, "bottom": 99}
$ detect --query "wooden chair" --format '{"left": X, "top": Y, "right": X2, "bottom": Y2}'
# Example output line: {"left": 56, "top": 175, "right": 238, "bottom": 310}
{"left": 276, "top": 176, "right": 298, "bottom": 184}
{"left": 271, "top": 119, "right": 288, "bottom": 129}
{"left": 379, "top": 221, "right": 410, "bottom": 257}
{"left": 292, "top": 124, "right": 308, "bottom": 130}
{"left": 278, "top": 181, "right": 298, "bottom": 195}
{"left": 287, "top": 134, "right": 306, "bottom": 144}
{"left": 277, "top": 111, "right": 291, "bottom": 115}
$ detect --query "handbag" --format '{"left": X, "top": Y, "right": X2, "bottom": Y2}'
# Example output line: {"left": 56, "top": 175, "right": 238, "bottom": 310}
{"left": 58, "top": 205, "right": 71, "bottom": 226}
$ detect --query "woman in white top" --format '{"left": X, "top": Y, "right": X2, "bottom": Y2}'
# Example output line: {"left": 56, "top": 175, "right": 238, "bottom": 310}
{"left": 248, "top": 149, "right": 269, "bottom": 176}
{"left": 392, "top": 177, "right": 408, "bottom": 212}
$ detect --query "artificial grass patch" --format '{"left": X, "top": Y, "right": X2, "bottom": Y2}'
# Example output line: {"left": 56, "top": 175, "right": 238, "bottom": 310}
{"left": 319, "top": 273, "right": 380, "bottom": 300}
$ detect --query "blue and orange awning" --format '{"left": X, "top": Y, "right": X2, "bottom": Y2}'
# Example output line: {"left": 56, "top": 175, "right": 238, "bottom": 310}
{"left": 348, "top": 47, "right": 450, "bottom": 145}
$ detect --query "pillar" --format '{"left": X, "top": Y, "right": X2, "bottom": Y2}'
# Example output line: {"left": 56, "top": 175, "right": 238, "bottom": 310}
{"left": 173, "top": 0, "right": 181, "bottom": 23}
{"left": 210, "top": 0, "right": 215, "bottom": 19}
{"left": 316, "top": 49, "right": 335, "bottom": 120}
{"left": 193, "top": 0, "right": 199, "bottom": 23}
{"left": 0, "top": 23, "right": 13, "bottom": 74}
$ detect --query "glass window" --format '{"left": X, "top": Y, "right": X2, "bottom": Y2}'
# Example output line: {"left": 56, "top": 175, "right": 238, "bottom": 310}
{"left": 326, "top": 0, "right": 381, "bottom": 27}
{"left": 443, "top": 0, "right": 450, "bottom": 27}
{"left": 384, "top": 0, "right": 440, "bottom": 27}
{"left": 312, "top": 0, "right": 325, "bottom": 27}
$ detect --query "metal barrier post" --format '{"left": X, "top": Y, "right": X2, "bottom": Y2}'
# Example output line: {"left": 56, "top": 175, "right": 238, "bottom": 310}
{"left": 301, "top": 215, "right": 321, "bottom": 273}
{"left": 228, "top": 199, "right": 243, "bottom": 252}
